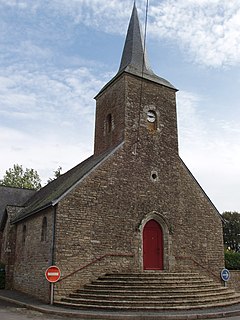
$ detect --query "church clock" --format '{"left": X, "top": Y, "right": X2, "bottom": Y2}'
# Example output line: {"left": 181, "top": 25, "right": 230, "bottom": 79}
{"left": 147, "top": 110, "right": 156, "bottom": 123}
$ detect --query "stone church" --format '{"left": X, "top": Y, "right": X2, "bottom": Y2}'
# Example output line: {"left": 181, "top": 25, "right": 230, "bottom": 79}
{"left": 0, "top": 4, "right": 231, "bottom": 308}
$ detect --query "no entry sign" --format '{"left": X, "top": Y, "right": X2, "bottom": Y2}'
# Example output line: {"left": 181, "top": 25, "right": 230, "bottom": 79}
{"left": 45, "top": 265, "right": 61, "bottom": 283}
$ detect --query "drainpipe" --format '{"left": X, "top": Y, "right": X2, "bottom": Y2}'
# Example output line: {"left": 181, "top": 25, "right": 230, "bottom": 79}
{"left": 51, "top": 205, "right": 57, "bottom": 265}
{"left": 49, "top": 205, "right": 57, "bottom": 305}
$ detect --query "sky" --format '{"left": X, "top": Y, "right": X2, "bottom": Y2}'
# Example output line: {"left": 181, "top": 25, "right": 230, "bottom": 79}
{"left": 0, "top": 0, "right": 240, "bottom": 213}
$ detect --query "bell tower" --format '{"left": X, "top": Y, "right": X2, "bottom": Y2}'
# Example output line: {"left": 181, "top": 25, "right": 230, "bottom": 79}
{"left": 93, "top": 3, "right": 178, "bottom": 158}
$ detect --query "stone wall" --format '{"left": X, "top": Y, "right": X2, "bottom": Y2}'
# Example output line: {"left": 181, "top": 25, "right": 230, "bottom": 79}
{"left": 51, "top": 73, "right": 224, "bottom": 299}
{"left": 55, "top": 254, "right": 134, "bottom": 300}
{"left": 13, "top": 207, "right": 54, "bottom": 302}
{"left": 94, "top": 76, "right": 126, "bottom": 156}
{"left": 174, "top": 161, "right": 225, "bottom": 276}
{"left": 227, "top": 270, "right": 240, "bottom": 292}
{"left": 0, "top": 206, "right": 22, "bottom": 289}
{"left": 8, "top": 72, "right": 225, "bottom": 301}
{"left": 52, "top": 143, "right": 224, "bottom": 298}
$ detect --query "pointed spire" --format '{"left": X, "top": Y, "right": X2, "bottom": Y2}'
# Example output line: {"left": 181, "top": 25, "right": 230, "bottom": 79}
{"left": 117, "top": 3, "right": 176, "bottom": 90}
{"left": 118, "top": 2, "right": 153, "bottom": 76}
{"left": 96, "top": 3, "right": 176, "bottom": 98}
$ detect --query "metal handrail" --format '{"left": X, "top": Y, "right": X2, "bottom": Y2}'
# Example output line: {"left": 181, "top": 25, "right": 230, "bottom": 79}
{"left": 58, "top": 253, "right": 134, "bottom": 283}
{"left": 175, "top": 255, "right": 219, "bottom": 280}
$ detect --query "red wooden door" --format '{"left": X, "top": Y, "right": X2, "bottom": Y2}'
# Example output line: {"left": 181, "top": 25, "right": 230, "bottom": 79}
{"left": 143, "top": 220, "right": 163, "bottom": 270}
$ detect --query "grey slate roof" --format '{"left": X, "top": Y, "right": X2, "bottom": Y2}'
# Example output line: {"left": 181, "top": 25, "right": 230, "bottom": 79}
{"left": 120, "top": 3, "right": 176, "bottom": 89}
{"left": 118, "top": 3, "right": 154, "bottom": 77}
{"left": 12, "top": 147, "right": 118, "bottom": 224}
{"left": 0, "top": 186, "right": 35, "bottom": 229}
{"left": 96, "top": 3, "right": 176, "bottom": 98}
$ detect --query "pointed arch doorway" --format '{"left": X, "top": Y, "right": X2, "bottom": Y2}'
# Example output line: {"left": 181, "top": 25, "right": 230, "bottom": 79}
{"left": 143, "top": 219, "right": 163, "bottom": 270}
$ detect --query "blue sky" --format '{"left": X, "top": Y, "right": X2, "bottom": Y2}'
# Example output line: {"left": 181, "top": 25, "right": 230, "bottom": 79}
{"left": 0, "top": 0, "right": 240, "bottom": 213}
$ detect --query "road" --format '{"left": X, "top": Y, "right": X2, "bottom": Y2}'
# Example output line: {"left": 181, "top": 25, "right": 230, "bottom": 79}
{"left": 0, "top": 300, "right": 70, "bottom": 320}
{"left": 0, "top": 299, "right": 240, "bottom": 320}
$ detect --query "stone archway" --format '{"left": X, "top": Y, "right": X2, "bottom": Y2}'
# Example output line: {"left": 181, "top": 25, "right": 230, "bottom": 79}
{"left": 139, "top": 212, "right": 172, "bottom": 271}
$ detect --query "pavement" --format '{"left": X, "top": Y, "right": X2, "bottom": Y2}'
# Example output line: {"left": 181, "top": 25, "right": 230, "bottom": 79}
{"left": 1, "top": 289, "right": 240, "bottom": 319}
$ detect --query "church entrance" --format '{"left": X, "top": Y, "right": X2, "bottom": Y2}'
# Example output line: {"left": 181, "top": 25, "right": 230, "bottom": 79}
{"left": 143, "top": 219, "right": 163, "bottom": 270}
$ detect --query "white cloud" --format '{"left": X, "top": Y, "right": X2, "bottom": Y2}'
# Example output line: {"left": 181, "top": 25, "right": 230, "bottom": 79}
{"left": 149, "top": 1, "right": 240, "bottom": 67}
{"left": 1, "top": 0, "right": 240, "bottom": 67}
{"left": 0, "top": 126, "right": 92, "bottom": 185}
{"left": 177, "top": 91, "right": 240, "bottom": 212}
{"left": 0, "top": 65, "right": 104, "bottom": 119}
{"left": 43, "top": 0, "right": 240, "bottom": 67}
{"left": 47, "top": 0, "right": 133, "bottom": 32}
{"left": 0, "top": 0, "right": 40, "bottom": 11}
{"left": 0, "top": 0, "right": 134, "bottom": 34}
{"left": 0, "top": 64, "right": 107, "bottom": 184}
{"left": 14, "top": 41, "right": 52, "bottom": 60}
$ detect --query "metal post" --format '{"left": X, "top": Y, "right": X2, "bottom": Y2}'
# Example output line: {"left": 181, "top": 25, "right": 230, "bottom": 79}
{"left": 50, "top": 283, "right": 54, "bottom": 305}
{"left": 51, "top": 206, "right": 57, "bottom": 265}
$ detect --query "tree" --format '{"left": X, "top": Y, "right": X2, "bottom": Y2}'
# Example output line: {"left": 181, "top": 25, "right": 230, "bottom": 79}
{"left": 225, "top": 249, "right": 240, "bottom": 270}
{"left": 0, "top": 164, "right": 41, "bottom": 190}
{"left": 222, "top": 211, "right": 240, "bottom": 252}
{"left": 47, "top": 166, "right": 62, "bottom": 183}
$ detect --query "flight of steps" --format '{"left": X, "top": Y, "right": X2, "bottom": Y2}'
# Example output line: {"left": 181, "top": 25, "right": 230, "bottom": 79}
{"left": 57, "top": 273, "right": 240, "bottom": 311}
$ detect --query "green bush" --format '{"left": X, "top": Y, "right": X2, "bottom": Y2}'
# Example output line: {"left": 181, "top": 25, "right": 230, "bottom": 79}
{"left": 225, "top": 250, "right": 240, "bottom": 270}
{"left": 0, "top": 262, "right": 5, "bottom": 289}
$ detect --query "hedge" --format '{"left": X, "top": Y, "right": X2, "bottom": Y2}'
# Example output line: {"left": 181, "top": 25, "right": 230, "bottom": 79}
{"left": 225, "top": 250, "right": 240, "bottom": 270}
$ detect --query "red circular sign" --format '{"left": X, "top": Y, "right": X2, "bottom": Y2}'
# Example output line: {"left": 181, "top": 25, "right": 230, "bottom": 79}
{"left": 45, "top": 266, "right": 61, "bottom": 283}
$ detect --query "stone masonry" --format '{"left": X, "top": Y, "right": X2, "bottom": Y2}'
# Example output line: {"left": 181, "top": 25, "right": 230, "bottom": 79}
{"left": 1, "top": 4, "right": 225, "bottom": 302}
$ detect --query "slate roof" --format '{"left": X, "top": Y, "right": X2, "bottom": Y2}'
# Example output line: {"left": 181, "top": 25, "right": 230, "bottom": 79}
{"left": 118, "top": 3, "right": 154, "bottom": 77}
{"left": 0, "top": 186, "right": 35, "bottom": 229}
{"left": 96, "top": 3, "right": 176, "bottom": 98}
{"left": 12, "top": 146, "right": 120, "bottom": 224}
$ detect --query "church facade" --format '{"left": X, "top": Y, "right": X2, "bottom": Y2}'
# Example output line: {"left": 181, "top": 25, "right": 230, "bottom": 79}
{"left": 0, "top": 4, "right": 224, "bottom": 302}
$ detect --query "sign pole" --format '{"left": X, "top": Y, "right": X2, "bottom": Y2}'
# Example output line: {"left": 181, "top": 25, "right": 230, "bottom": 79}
{"left": 50, "top": 283, "right": 54, "bottom": 305}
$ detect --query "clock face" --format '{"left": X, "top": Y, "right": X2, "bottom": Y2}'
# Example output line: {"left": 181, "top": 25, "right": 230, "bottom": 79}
{"left": 147, "top": 111, "right": 156, "bottom": 123}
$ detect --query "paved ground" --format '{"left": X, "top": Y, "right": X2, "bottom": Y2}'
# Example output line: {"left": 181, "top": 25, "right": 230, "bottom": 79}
{"left": 1, "top": 299, "right": 240, "bottom": 320}
{"left": 1, "top": 290, "right": 240, "bottom": 320}
{"left": 0, "top": 300, "right": 61, "bottom": 320}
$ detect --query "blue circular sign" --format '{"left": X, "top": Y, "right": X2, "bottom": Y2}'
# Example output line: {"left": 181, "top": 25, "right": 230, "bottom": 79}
{"left": 221, "top": 268, "right": 230, "bottom": 282}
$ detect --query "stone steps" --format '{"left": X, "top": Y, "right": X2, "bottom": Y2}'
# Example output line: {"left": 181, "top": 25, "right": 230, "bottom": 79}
{"left": 57, "top": 272, "right": 240, "bottom": 311}
{"left": 75, "top": 286, "right": 229, "bottom": 295}
{"left": 69, "top": 290, "right": 234, "bottom": 301}
{"left": 57, "top": 299, "right": 240, "bottom": 311}
{"left": 82, "top": 284, "right": 220, "bottom": 291}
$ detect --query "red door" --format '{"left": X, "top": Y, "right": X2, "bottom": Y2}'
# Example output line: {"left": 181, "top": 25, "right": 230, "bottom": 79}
{"left": 143, "top": 220, "right": 163, "bottom": 270}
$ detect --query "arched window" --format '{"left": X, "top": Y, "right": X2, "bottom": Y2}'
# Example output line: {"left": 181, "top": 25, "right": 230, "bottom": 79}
{"left": 106, "top": 113, "right": 112, "bottom": 133}
{"left": 22, "top": 225, "right": 27, "bottom": 245}
{"left": 41, "top": 217, "right": 47, "bottom": 242}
